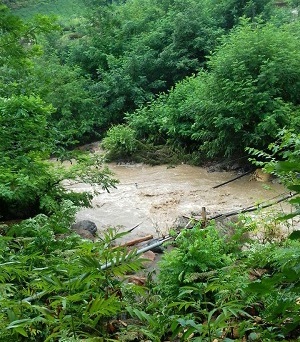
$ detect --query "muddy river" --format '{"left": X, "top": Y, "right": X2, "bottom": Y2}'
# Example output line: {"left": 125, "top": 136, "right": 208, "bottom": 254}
{"left": 70, "top": 162, "right": 297, "bottom": 242}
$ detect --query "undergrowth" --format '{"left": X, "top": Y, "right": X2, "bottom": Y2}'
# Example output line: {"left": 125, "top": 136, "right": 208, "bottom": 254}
{"left": 0, "top": 208, "right": 145, "bottom": 341}
{"left": 2, "top": 212, "right": 300, "bottom": 341}
{"left": 125, "top": 218, "right": 300, "bottom": 342}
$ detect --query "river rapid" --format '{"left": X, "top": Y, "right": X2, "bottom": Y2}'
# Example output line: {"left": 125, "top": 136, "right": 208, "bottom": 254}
{"left": 70, "top": 162, "right": 297, "bottom": 242}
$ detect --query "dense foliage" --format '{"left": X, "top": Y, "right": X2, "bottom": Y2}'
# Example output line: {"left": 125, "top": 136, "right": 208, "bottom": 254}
{"left": 0, "top": 4, "right": 118, "bottom": 220}
{"left": 5, "top": 0, "right": 287, "bottom": 150}
{"left": 63, "top": 0, "right": 279, "bottom": 131}
{"left": 0, "top": 215, "right": 144, "bottom": 341}
{"left": 151, "top": 219, "right": 300, "bottom": 341}
{"left": 3, "top": 0, "right": 299, "bottom": 159}
{"left": 128, "top": 19, "right": 300, "bottom": 158}
{"left": 1, "top": 0, "right": 300, "bottom": 340}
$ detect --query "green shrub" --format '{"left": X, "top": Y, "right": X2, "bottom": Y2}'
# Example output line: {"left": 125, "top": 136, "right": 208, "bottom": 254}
{"left": 192, "top": 20, "right": 300, "bottom": 157}
{"left": 102, "top": 124, "right": 138, "bottom": 160}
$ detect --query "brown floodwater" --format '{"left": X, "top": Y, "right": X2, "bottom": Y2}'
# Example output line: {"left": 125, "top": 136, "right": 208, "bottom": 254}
{"left": 69, "top": 162, "right": 297, "bottom": 242}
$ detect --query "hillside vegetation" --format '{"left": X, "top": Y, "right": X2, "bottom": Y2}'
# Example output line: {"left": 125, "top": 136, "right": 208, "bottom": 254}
{"left": 0, "top": 0, "right": 300, "bottom": 340}
{"left": 9, "top": 0, "right": 87, "bottom": 20}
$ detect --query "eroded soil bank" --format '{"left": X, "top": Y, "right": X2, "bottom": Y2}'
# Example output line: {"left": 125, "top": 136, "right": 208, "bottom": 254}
{"left": 70, "top": 163, "right": 297, "bottom": 242}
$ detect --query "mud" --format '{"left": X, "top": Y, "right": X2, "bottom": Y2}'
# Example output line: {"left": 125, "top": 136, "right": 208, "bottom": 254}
{"left": 70, "top": 163, "right": 296, "bottom": 242}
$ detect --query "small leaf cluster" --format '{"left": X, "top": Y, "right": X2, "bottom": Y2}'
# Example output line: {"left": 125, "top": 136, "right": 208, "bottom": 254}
{"left": 248, "top": 129, "right": 300, "bottom": 219}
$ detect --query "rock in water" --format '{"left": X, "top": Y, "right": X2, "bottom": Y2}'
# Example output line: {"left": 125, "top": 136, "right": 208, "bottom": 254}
{"left": 71, "top": 220, "right": 98, "bottom": 237}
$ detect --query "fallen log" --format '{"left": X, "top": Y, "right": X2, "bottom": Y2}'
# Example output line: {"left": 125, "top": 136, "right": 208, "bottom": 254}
{"left": 113, "top": 234, "right": 153, "bottom": 249}
{"left": 135, "top": 236, "right": 172, "bottom": 255}
{"left": 22, "top": 290, "right": 48, "bottom": 303}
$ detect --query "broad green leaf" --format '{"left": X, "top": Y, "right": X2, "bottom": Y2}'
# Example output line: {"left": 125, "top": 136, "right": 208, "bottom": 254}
{"left": 14, "top": 326, "right": 28, "bottom": 337}
{"left": 288, "top": 230, "right": 300, "bottom": 240}
{"left": 276, "top": 161, "right": 300, "bottom": 172}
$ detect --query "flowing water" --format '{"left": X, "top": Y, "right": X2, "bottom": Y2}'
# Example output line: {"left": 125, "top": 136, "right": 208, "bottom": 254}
{"left": 70, "top": 162, "right": 296, "bottom": 242}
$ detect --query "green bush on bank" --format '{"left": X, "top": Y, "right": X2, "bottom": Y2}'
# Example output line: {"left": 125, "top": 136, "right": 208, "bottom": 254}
{"left": 101, "top": 124, "right": 138, "bottom": 160}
